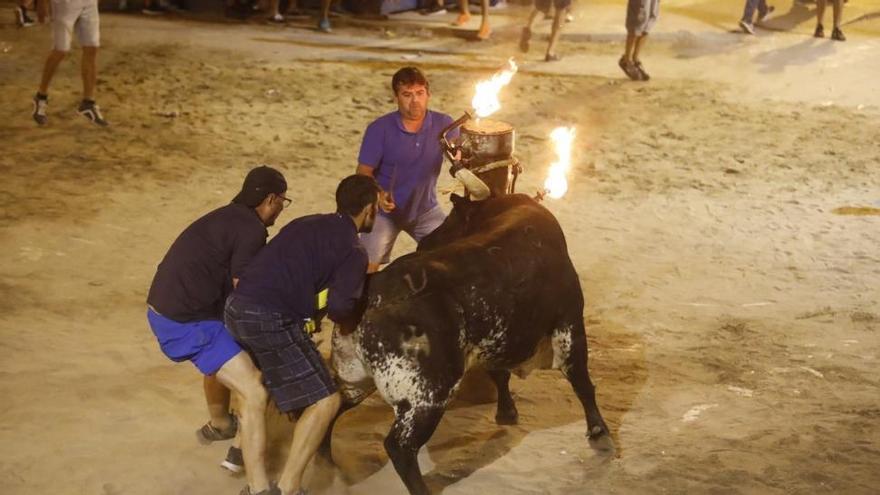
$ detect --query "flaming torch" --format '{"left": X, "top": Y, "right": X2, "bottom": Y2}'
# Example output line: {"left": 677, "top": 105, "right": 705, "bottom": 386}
{"left": 541, "top": 126, "right": 575, "bottom": 200}
{"left": 440, "top": 58, "right": 521, "bottom": 200}
{"left": 471, "top": 58, "right": 518, "bottom": 119}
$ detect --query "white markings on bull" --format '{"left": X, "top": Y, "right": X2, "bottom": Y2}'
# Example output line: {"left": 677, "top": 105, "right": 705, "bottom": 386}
{"left": 552, "top": 325, "right": 573, "bottom": 374}
{"left": 401, "top": 326, "right": 431, "bottom": 358}
{"left": 373, "top": 354, "right": 436, "bottom": 407}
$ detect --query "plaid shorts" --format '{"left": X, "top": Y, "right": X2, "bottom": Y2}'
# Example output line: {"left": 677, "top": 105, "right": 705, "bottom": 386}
{"left": 224, "top": 295, "right": 336, "bottom": 413}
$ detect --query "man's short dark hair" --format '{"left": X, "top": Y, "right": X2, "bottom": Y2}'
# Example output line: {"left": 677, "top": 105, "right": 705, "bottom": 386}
{"left": 336, "top": 175, "right": 381, "bottom": 216}
{"left": 391, "top": 67, "right": 430, "bottom": 95}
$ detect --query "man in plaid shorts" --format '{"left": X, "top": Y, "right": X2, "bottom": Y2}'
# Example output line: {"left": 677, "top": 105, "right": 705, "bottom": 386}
{"left": 225, "top": 174, "right": 381, "bottom": 495}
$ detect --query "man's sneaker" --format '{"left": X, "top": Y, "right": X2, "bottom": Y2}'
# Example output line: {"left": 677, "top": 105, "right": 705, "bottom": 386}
{"left": 221, "top": 446, "right": 245, "bottom": 474}
{"left": 618, "top": 57, "right": 641, "bottom": 81}
{"left": 268, "top": 12, "right": 284, "bottom": 22}
{"left": 634, "top": 60, "right": 650, "bottom": 81}
{"left": 32, "top": 95, "right": 48, "bottom": 126}
{"left": 814, "top": 23, "right": 824, "bottom": 38}
{"left": 739, "top": 20, "right": 755, "bottom": 35}
{"left": 16, "top": 6, "right": 35, "bottom": 26}
{"left": 831, "top": 27, "right": 846, "bottom": 41}
{"left": 196, "top": 415, "right": 237, "bottom": 444}
{"left": 317, "top": 18, "right": 331, "bottom": 32}
{"left": 78, "top": 100, "right": 109, "bottom": 126}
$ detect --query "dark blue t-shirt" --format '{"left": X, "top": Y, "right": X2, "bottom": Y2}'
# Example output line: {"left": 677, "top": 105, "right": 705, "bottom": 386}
{"left": 147, "top": 203, "right": 267, "bottom": 322}
{"left": 358, "top": 110, "right": 455, "bottom": 224}
{"left": 234, "top": 213, "right": 368, "bottom": 322}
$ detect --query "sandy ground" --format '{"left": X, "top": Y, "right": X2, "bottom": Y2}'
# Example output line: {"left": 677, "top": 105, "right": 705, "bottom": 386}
{"left": 1, "top": 1, "right": 879, "bottom": 494}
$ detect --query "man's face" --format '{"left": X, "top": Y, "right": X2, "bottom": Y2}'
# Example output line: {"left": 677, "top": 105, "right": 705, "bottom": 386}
{"left": 264, "top": 192, "right": 290, "bottom": 226}
{"left": 395, "top": 83, "right": 430, "bottom": 121}
{"left": 359, "top": 200, "right": 379, "bottom": 234}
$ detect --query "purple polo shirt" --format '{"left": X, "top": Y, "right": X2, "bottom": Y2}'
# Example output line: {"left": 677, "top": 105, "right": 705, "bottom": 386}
{"left": 358, "top": 110, "right": 456, "bottom": 225}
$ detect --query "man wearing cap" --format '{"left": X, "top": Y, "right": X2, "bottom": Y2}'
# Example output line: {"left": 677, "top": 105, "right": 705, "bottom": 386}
{"left": 225, "top": 174, "right": 381, "bottom": 495}
{"left": 146, "top": 165, "right": 289, "bottom": 493}
{"left": 357, "top": 66, "right": 457, "bottom": 273}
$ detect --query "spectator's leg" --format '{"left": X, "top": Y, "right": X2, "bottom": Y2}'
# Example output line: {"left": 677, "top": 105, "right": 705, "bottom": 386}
{"left": 81, "top": 46, "right": 97, "bottom": 101}
{"left": 741, "top": 0, "right": 757, "bottom": 23}
{"left": 831, "top": 0, "right": 842, "bottom": 29}
{"left": 39, "top": 50, "right": 66, "bottom": 95}
{"left": 545, "top": 7, "right": 565, "bottom": 59}
{"left": 318, "top": 0, "right": 332, "bottom": 31}
{"left": 816, "top": 0, "right": 826, "bottom": 26}
{"left": 455, "top": 0, "right": 471, "bottom": 25}
{"left": 632, "top": 33, "right": 647, "bottom": 63}
{"left": 476, "top": 0, "right": 490, "bottom": 39}
{"left": 520, "top": 8, "right": 541, "bottom": 52}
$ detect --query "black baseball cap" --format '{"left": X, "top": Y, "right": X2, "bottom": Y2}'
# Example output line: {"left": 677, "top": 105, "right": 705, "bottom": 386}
{"left": 232, "top": 165, "right": 287, "bottom": 207}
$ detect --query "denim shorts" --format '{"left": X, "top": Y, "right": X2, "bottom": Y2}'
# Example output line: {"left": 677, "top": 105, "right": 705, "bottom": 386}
{"left": 224, "top": 294, "right": 336, "bottom": 413}
{"left": 359, "top": 205, "right": 446, "bottom": 265}
{"left": 146, "top": 308, "right": 241, "bottom": 375}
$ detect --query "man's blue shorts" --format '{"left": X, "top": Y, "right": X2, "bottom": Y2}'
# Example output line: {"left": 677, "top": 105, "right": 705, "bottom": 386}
{"left": 147, "top": 308, "right": 242, "bottom": 375}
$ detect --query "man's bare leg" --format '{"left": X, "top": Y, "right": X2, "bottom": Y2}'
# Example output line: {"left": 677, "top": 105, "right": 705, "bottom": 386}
{"left": 545, "top": 7, "right": 566, "bottom": 59}
{"left": 39, "top": 50, "right": 67, "bottom": 95}
{"left": 632, "top": 34, "right": 647, "bottom": 63}
{"left": 277, "top": 393, "right": 342, "bottom": 495}
{"left": 816, "top": 0, "right": 826, "bottom": 25}
{"left": 623, "top": 32, "right": 636, "bottom": 62}
{"left": 216, "top": 352, "right": 271, "bottom": 493}
{"left": 204, "top": 374, "right": 235, "bottom": 430}
{"left": 476, "top": 0, "right": 490, "bottom": 39}
{"left": 832, "top": 0, "right": 842, "bottom": 28}
{"left": 318, "top": 0, "right": 332, "bottom": 31}
{"left": 455, "top": 0, "right": 471, "bottom": 25}
{"left": 520, "top": 8, "right": 541, "bottom": 52}
{"left": 81, "top": 46, "right": 98, "bottom": 101}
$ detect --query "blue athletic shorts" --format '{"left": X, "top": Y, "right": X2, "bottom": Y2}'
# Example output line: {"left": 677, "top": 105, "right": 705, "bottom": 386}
{"left": 147, "top": 308, "right": 242, "bottom": 375}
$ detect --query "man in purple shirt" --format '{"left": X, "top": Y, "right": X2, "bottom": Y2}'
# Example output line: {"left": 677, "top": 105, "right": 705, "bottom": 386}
{"left": 357, "top": 66, "right": 456, "bottom": 273}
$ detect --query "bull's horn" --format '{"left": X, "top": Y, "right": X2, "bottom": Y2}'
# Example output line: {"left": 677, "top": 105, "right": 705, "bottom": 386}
{"left": 454, "top": 167, "right": 491, "bottom": 201}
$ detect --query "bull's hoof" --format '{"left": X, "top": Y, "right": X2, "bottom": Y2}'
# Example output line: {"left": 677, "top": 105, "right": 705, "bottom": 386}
{"left": 495, "top": 409, "right": 519, "bottom": 425}
{"left": 587, "top": 426, "right": 615, "bottom": 454}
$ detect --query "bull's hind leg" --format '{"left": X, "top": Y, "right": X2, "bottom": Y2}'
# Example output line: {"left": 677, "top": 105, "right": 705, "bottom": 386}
{"left": 384, "top": 401, "right": 446, "bottom": 495}
{"left": 553, "top": 322, "right": 612, "bottom": 448}
{"left": 487, "top": 369, "right": 519, "bottom": 425}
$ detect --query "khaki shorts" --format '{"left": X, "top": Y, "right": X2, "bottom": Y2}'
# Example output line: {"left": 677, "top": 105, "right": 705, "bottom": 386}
{"left": 626, "top": 0, "right": 660, "bottom": 36}
{"left": 51, "top": 0, "right": 100, "bottom": 51}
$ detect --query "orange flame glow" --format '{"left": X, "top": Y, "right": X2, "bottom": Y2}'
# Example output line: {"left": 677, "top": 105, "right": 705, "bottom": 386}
{"left": 543, "top": 127, "right": 575, "bottom": 199}
{"left": 471, "top": 58, "right": 518, "bottom": 118}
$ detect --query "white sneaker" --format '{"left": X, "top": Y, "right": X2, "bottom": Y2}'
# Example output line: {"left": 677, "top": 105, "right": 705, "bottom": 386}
{"left": 33, "top": 95, "right": 48, "bottom": 125}
{"left": 739, "top": 20, "right": 755, "bottom": 35}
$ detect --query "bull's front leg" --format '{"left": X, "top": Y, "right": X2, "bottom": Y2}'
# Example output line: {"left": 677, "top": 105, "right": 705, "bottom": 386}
{"left": 385, "top": 402, "right": 447, "bottom": 495}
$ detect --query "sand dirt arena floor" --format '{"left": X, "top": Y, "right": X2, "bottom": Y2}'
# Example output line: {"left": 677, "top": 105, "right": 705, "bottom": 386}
{"left": 1, "top": 1, "right": 879, "bottom": 494}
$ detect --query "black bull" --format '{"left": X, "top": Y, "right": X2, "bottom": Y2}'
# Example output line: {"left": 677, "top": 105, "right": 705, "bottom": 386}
{"left": 328, "top": 193, "right": 612, "bottom": 494}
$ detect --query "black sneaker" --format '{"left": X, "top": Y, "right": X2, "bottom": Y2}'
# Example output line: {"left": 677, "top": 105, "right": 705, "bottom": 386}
{"left": 196, "top": 415, "right": 238, "bottom": 444}
{"left": 16, "top": 6, "right": 35, "bottom": 27}
{"left": 814, "top": 23, "right": 824, "bottom": 38}
{"left": 78, "top": 100, "right": 109, "bottom": 126}
{"left": 32, "top": 94, "right": 48, "bottom": 125}
{"left": 221, "top": 446, "right": 245, "bottom": 474}
{"left": 421, "top": 4, "right": 446, "bottom": 15}
{"left": 618, "top": 56, "right": 641, "bottom": 81}
{"left": 634, "top": 60, "right": 650, "bottom": 81}
{"left": 831, "top": 27, "right": 846, "bottom": 41}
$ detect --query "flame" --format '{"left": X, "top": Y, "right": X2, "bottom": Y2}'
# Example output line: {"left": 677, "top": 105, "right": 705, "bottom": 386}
{"left": 471, "top": 58, "right": 518, "bottom": 118}
{"left": 543, "top": 127, "right": 575, "bottom": 199}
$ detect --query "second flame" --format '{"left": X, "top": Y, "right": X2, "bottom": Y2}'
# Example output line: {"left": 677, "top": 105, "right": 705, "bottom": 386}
{"left": 543, "top": 127, "right": 575, "bottom": 199}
